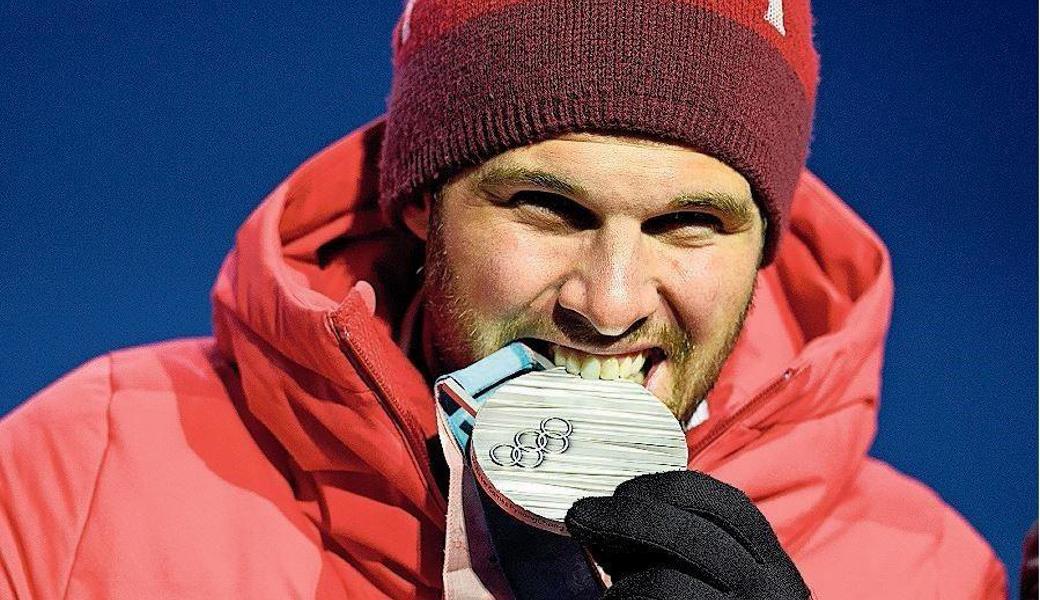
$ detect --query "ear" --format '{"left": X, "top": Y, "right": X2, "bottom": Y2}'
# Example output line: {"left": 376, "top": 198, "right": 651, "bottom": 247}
{"left": 757, "top": 215, "right": 769, "bottom": 268}
{"left": 401, "top": 190, "right": 433, "bottom": 241}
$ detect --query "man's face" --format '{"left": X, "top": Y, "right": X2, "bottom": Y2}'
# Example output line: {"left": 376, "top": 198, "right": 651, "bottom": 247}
{"left": 406, "top": 133, "right": 764, "bottom": 421}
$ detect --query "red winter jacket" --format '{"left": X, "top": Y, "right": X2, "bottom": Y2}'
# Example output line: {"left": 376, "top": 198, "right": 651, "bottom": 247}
{"left": 0, "top": 118, "right": 1006, "bottom": 599}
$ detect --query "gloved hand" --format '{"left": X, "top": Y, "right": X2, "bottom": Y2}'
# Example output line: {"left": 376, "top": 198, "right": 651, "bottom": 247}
{"left": 565, "top": 470, "right": 810, "bottom": 600}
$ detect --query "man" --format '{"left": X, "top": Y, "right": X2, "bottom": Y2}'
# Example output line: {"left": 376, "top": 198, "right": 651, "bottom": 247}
{"left": 0, "top": 0, "right": 1006, "bottom": 598}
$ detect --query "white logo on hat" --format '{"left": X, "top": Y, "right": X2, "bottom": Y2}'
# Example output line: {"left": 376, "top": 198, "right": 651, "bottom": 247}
{"left": 765, "top": 0, "right": 786, "bottom": 35}
{"left": 401, "top": 0, "right": 418, "bottom": 44}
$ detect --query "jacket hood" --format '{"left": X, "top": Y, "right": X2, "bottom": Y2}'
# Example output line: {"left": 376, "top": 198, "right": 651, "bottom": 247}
{"left": 211, "top": 117, "right": 892, "bottom": 578}
{"left": 689, "top": 162, "right": 892, "bottom": 552}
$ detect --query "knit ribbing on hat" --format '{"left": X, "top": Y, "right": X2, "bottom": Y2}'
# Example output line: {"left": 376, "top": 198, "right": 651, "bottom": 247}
{"left": 380, "top": 0, "right": 817, "bottom": 263}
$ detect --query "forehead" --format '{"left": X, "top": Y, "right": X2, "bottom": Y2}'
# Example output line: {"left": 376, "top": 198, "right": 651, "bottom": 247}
{"left": 554, "top": 132, "right": 687, "bottom": 149}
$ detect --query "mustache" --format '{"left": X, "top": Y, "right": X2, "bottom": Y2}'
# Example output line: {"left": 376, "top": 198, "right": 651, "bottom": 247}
{"left": 504, "top": 304, "right": 695, "bottom": 363}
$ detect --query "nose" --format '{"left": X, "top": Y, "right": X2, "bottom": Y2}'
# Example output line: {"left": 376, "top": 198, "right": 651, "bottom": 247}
{"left": 557, "top": 223, "right": 659, "bottom": 337}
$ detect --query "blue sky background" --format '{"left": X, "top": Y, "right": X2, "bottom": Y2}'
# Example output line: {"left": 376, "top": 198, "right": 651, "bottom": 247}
{"left": 1, "top": 2, "right": 1035, "bottom": 587}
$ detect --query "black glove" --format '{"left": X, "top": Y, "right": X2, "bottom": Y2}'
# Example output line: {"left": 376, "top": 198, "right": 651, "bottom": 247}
{"left": 565, "top": 470, "right": 810, "bottom": 600}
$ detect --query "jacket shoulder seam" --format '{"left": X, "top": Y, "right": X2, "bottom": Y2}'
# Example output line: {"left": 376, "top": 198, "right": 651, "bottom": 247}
{"left": 59, "top": 353, "right": 116, "bottom": 600}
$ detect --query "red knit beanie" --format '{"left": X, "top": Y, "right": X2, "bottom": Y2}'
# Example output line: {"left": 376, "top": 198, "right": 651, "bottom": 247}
{"left": 379, "top": 0, "right": 819, "bottom": 263}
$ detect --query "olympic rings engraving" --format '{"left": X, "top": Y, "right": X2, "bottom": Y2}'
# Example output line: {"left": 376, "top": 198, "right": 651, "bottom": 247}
{"left": 489, "top": 417, "right": 573, "bottom": 469}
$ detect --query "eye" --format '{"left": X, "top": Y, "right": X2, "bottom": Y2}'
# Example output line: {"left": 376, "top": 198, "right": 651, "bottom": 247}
{"left": 507, "top": 191, "right": 598, "bottom": 230}
{"left": 642, "top": 211, "right": 723, "bottom": 236}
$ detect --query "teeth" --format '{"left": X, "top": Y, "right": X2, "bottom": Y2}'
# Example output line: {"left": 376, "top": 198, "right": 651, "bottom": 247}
{"left": 619, "top": 355, "right": 633, "bottom": 378}
{"left": 565, "top": 353, "right": 581, "bottom": 375}
{"left": 631, "top": 353, "right": 646, "bottom": 374}
{"left": 579, "top": 357, "right": 601, "bottom": 380}
{"left": 551, "top": 345, "right": 651, "bottom": 385}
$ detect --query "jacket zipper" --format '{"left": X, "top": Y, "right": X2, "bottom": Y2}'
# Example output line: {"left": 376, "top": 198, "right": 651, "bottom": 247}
{"left": 326, "top": 312, "right": 449, "bottom": 514}
{"left": 688, "top": 366, "right": 801, "bottom": 459}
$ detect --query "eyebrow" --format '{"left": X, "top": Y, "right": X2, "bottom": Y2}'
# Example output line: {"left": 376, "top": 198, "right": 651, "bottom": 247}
{"left": 667, "top": 191, "right": 756, "bottom": 224}
{"left": 475, "top": 164, "right": 755, "bottom": 223}
{"left": 474, "top": 165, "right": 588, "bottom": 199}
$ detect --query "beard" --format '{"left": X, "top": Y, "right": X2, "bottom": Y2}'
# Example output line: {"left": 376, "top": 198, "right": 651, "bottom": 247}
{"left": 420, "top": 197, "right": 757, "bottom": 422}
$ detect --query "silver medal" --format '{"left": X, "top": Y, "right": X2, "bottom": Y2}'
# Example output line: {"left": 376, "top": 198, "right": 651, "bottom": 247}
{"left": 470, "top": 367, "right": 689, "bottom": 535}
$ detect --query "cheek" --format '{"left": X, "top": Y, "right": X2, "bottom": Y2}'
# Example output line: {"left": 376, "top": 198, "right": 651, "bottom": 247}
{"left": 445, "top": 221, "right": 568, "bottom": 315}
{"left": 664, "top": 249, "right": 756, "bottom": 335}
